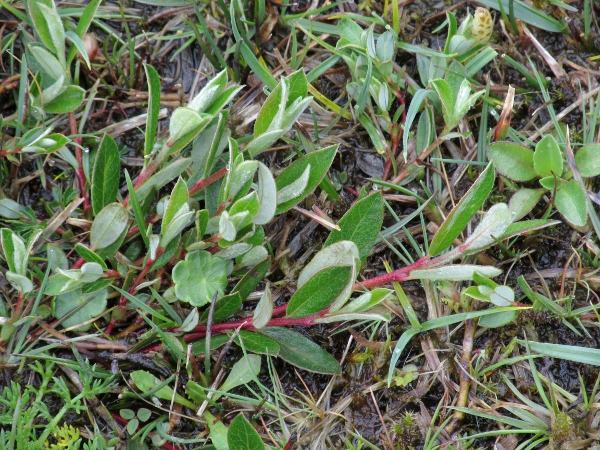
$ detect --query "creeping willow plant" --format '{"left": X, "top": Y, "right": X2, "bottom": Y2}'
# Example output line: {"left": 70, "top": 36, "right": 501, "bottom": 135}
{"left": 0, "top": 0, "right": 571, "bottom": 445}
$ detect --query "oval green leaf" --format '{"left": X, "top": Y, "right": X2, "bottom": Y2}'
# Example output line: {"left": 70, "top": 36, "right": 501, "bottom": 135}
{"left": 228, "top": 414, "right": 265, "bottom": 450}
{"left": 324, "top": 192, "right": 383, "bottom": 263}
{"left": 90, "top": 203, "right": 129, "bottom": 250}
{"left": 92, "top": 134, "right": 120, "bottom": 215}
{"left": 429, "top": 163, "right": 495, "bottom": 256}
{"left": 286, "top": 266, "right": 352, "bottom": 318}
{"left": 555, "top": 179, "right": 587, "bottom": 227}
{"left": 533, "top": 135, "right": 563, "bottom": 177}
{"left": 488, "top": 141, "right": 536, "bottom": 181}
{"left": 260, "top": 327, "right": 341, "bottom": 374}
{"left": 575, "top": 143, "right": 600, "bottom": 178}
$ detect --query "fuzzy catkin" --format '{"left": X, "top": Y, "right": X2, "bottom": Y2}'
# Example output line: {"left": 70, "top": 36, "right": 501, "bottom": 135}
{"left": 472, "top": 8, "right": 493, "bottom": 42}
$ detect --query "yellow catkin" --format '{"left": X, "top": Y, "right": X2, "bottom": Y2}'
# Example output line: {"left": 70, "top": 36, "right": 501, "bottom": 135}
{"left": 472, "top": 8, "right": 493, "bottom": 42}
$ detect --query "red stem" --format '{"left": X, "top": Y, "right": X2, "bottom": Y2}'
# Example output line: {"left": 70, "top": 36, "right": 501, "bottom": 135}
{"left": 69, "top": 112, "right": 90, "bottom": 211}
{"left": 105, "top": 249, "right": 163, "bottom": 335}
{"left": 382, "top": 85, "right": 406, "bottom": 181}
{"left": 353, "top": 256, "right": 429, "bottom": 290}
{"left": 189, "top": 167, "right": 228, "bottom": 196}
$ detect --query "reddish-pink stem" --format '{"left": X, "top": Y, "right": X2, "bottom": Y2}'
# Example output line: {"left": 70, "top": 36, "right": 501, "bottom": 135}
{"left": 189, "top": 167, "right": 228, "bottom": 196}
{"left": 69, "top": 112, "right": 90, "bottom": 211}
{"left": 353, "top": 256, "right": 429, "bottom": 290}
{"left": 105, "top": 249, "right": 163, "bottom": 335}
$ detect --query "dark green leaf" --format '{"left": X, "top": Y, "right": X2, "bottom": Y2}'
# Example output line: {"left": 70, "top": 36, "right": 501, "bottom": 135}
{"left": 286, "top": 266, "right": 352, "bottom": 318}
{"left": 228, "top": 414, "right": 265, "bottom": 450}
{"left": 324, "top": 192, "right": 383, "bottom": 263}
{"left": 231, "top": 257, "right": 271, "bottom": 301}
{"left": 144, "top": 64, "right": 161, "bottom": 157}
{"left": 200, "top": 292, "right": 242, "bottom": 323}
{"left": 275, "top": 145, "right": 338, "bottom": 214}
{"left": 235, "top": 330, "right": 280, "bottom": 355}
{"left": 74, "top": 244, "right": 106, "bottom": 269}
{"left": 92, "top": 134, "right": 120, "bottom": 215}
{"left": 260, "top": 327, "right": 341, "bottom": 374}
{"left": 429, "top": 164, "right": 495, "bottom": 256}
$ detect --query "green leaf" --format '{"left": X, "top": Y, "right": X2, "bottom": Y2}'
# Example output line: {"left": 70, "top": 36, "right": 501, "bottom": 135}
{"left": 488, "top": 141, "right": 536, "bottom": 181}
{"left": 172, "top": 251, "right": 227, "bottom": 307}
{"left": 478, "top": 309, "right": 518, "bottom": 328}
{"left": 44, "top": 85, "right": 85, "bottom": 114}
{"left": 337, "top": 18, "right": 363, "bottom": 46}
{"left": 135, "top": 158, "right": 192, "bottom": 202}
{"left": 144, "top": 64, "right": 161, "bottom": 157}
{"left": 90, "top": 203, "right": 129, "bottom": 250}
{"left": 231, "top": 257, "right": 270, "bottom": 301}
{"left": 287, "top": 266, "right": 352, "bottom": 318}
{"left": 575, "top": 143, "right": 600, "bottom": 178}
{"left": 161, "top": 178, "right": 189, "bottom": 236}
{"left": 252, "top": 285, "right": 272, "bottom": 329}
{"left": 555, "top": 179, "right": 587, "bottom": 227}
{"left": 200, "top": 292, "right": 242, "bottom": 323}
{"left": 28, "top": 0, "right": 65, "bottom": 61}
{"left": 167, "top": 109, "right": 211, "bottom": 154}
{"left": 253, "top": 162, "right": 276, "bottom": 225}
{"left": 501, "top": 219, "right": 560, "bottom": 239}
{"left": 1, "top": 228, "right": 26, "bottom": 275}
{"left": 188, "top": 69, "right": 228, "bottom": 113}
{"left": 219, "top": 355, "right": 261, "bottom": 396}
{"left": 520, "top": 341, "right": 600, "bottom": 366}
{"left": 508, "top": 188, "right": 545, "bottom": 221}
{"left": 6, "top": 272, "right": 33, "bottom": 293}
{"left": 430, "top": 79, "right": 455, "bottom": 128}
{"left": 298, "top": 241, "right": 358, "bottom": 287}
{"left": 275, "top": 145, "right": 338, "bottom": 214}
{"left": 460, "top": 203, "right": 514, "bottom": 254}
{"left": 0, "top": 198, "right": 23, "bottom": 219}
{"left": 402, "top": 89, "right": 435, "bottom": 161}
{"left": 28, "top": 44, "right": 66, "bottom": 81}
{"left": 235, "top": 330, "right": 280, "bottom": 355}
{"left": 489, "top": 285, "right": 515, "bottom": 307}
{"left": 260, "top": 327, "right": 341, "bottom": 374}
{"left": 476, "top": 0, "right": 566, "bottom": 33}
{"left": 338, "top": 289, "right": 394, "bottom": 314}
{"left": 285, "top": 70, "right": 309, "bottom": 108}
{"left": 129, "top": 370, "right": 195, "bottom": 409}
{"left": 409, "top": 265, "right": 501, "bottom": 281}
{"left": 228, "top": 414, "right": 265, "bottom": 450}
{"left": 429, "top": 164, "right": 495, "bottom": 256}
{"left": 324, "top": 192, "right": 383, "bottom": 263}
{"left": 296, "top": 241, "right": 358, "bottom": 312}
{"left": 254, "top": 79, "right": 285, "bottom": 137}
{"left": 52, "top": 288, "right": 107, "bottom": 331}
{"left": 92, "top": 135, "right": 120, "bottom": 215}
{"left": 74, "top": 244, "right": 107, "bottom": 269}
{"left": 66, "top": 0, "right": 100, "bottom": 65}
{"left": 533, "top": 135, "right": 563, "bottom": 177}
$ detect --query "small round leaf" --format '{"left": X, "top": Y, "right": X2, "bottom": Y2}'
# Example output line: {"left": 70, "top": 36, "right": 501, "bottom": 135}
{"left": 172, "top": 251, "right": 227, "bottom": 307}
